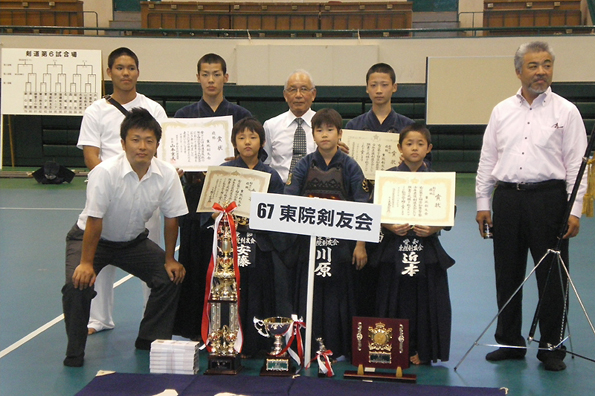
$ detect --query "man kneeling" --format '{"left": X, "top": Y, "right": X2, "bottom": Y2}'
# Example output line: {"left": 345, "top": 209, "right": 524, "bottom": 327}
{"left": 62, "top": 108, "right": 188, "bottom": 367}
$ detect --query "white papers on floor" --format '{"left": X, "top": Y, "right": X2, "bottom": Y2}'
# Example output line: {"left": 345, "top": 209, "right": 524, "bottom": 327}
{"left": 150, "top": 339, "right": 200, "bottom": 375}
{"left": 152, "top": 390, "right": 178, "bottom": 396}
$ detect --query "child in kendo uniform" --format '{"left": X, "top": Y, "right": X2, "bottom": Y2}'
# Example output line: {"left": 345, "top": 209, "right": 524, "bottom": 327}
{"left": 373, "top": 123, "right": 454, "bottom": 365}
{"left": 284, "top": 108, "right": 370, "bottom": 360}
{"left": 210, "top": 117, "right": 285, "bottom": 357}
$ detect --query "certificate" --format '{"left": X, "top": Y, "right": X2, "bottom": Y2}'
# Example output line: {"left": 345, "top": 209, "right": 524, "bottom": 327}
{"left": 197, "top": 166, "right": 271, "bottom": 218}
{"left": 342, "top": 129, "right": 401, "bottom": 180}
{"left": 374, "top": 171, "right": 456, "bottom": 227}
{"left": 158, "top": 116, "right": 234, "bottom": 171}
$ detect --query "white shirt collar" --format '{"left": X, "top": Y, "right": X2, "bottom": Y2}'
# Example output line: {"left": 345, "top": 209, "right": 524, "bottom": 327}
{"left": 117, "top": 152, "right": 162, "bottom": 181}
{"left": 515, "top": 86, "right": 551, "bottom": 107}
{"left": 286, "top": 108, "right": 314, "bottom": 128}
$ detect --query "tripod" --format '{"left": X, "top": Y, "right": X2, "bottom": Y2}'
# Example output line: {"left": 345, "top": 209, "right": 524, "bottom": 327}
{"left": 455, "top": 125, "right": 595, "bottom": 371}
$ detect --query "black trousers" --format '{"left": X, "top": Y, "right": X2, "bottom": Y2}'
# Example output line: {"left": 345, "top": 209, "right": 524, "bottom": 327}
{"left": 492, "top": 182, "right": 569, "bottom": 359}
{"left": 61, "top": 225, "right": 181, "bottom": 361}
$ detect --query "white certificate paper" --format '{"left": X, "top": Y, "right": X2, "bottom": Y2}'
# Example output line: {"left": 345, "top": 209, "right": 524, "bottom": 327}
{"left": 158, "top": 116, "right": 233, "bottom": 171}
{"left": 197, "top": 166, "right": 271, "bottom": 218}
{"left": 342, "top": 129, "right": 401, "bottom": 180}
{"left": 374, "top": 171, "right": 456, "bottom": 226}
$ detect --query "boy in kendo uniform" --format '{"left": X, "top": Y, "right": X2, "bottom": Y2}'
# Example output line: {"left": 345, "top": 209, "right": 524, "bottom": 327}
{"left": 205, "top": 117, "right": 284, "bottom": 357}
{"left": 284, "top": 108, "right": 370, "bottom": 360}
{"left": 372, "top": 123, "right": 454, "bottom": 365}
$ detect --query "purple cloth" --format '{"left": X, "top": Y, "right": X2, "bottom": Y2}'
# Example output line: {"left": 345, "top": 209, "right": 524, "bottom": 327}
{"left": 75, "top": 373, "right": 195, "bottom": 395}
{"left": 77, "top": 372, "right": 505, "bottom": 396}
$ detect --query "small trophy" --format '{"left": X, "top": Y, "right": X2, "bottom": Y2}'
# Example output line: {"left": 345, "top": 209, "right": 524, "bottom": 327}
{"left": 254, "top": 316, "right": 296, "bottom": 376}
{"left": 316, "top": 337, "right": 334, "bottom": 378}
{"left": 204, "top": 210, "right": 242, "bottom": 375}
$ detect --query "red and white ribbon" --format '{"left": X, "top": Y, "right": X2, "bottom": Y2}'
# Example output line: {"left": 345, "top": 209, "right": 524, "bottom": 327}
{"left": 276, "top": 314, "right": 305, "bottom": 371}
{"left": 201, "top": 202, "right": 243, "bottom": 354}
{"left": 316, "top": 349, "right": 334, "bottom": 377}
{"left": 305, "top": 348, "right": 334, "bottom": 377}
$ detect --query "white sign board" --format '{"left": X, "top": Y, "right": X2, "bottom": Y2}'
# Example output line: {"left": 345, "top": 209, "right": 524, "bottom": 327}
{"left": 249, "top": 192, "right": 382, "bottom": 243}
{"left": 426, "top": 56, "right": 518, "bottom": 125}
{"left": 1, "top": 48, "right": 102, "bottom": 115}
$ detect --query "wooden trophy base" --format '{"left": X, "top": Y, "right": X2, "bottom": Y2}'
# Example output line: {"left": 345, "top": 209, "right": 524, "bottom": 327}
{"left": 259, "top": 356, "right": 296, "bottom": 377}
{"left": 344, "top": 365, "right": 417, "bottom": 383}
{"left": 204, "top": 354, "right": 243, "bottom": 375}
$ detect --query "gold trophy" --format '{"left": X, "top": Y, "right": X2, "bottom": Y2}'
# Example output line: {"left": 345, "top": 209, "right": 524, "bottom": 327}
{"left": 254, "top": 316, "right": 296, "bottom": 376}
{"left": 205, "top": 212, "right": 242, "bottom": 375}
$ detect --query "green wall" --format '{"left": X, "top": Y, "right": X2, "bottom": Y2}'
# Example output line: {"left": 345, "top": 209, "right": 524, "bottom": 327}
{"left": 413, "top": 0, "right": 458, "bottom": 12}
{"left": 113, "top": 0, "right": 142, "bottom": 12}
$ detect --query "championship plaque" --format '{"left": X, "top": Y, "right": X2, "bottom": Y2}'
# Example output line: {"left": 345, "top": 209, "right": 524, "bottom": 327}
{"left": 344, "top": 317, "right": 416, "bottom": 382}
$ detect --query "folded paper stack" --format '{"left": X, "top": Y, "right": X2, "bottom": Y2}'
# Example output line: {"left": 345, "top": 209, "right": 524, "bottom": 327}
{"left": 150, "top": 340, "right": 200, "bottom": 375}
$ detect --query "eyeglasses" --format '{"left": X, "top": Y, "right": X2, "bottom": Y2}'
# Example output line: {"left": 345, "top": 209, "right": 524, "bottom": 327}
{"left": 285, "top": 86, "right": 314, "bottom": 95}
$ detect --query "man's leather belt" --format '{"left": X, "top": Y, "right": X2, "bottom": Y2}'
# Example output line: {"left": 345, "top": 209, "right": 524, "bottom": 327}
{"left": 496, "top": 180, "right": 565, "bottom": 191}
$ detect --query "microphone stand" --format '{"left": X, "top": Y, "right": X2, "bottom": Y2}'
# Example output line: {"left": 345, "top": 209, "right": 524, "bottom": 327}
{"left": 526, "top": 122, "right": 595, "bottom": 352}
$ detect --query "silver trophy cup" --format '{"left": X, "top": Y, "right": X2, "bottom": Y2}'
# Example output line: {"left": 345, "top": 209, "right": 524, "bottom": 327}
{"left": 254, "top": 316, "right": 294, "bottom": 356}
{"left": 253, "top": 316, "right": 295, "bottom": 375}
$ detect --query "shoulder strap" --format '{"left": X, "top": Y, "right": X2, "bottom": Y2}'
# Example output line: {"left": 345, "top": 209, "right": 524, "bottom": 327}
{"left": 104, "top": 95, "right": 129, "bottom": 116}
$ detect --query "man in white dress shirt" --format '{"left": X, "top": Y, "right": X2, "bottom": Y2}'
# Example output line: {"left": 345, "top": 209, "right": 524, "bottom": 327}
{"left": 62, "top": 108, "right": 188, "bottom": 367}
{"left": 77, "top": 47, "right": 167, "bottom": 335}
{"left": 476, "top": 41, "right": 587, "bottom": 371}
{"left": 261, "top": 70, "right": 319, "bottom": 317}
{"left": 263, "top": 70, "right": 318, "bottom": 183}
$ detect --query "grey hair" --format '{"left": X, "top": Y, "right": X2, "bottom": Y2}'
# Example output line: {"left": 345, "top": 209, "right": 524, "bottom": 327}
{"left": 514, "top": 41, "right": 555, "bottom": 73}
{"left": 284, "top": 69, "right": 316, "bottom": 90}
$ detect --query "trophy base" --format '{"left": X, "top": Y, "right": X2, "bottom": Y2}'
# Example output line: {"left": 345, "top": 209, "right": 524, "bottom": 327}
{"left": 204, "top": 354, "right": 243, "bottom": 375}
{"left": 344, "top": 365, "right": 417, "bottom": 383}
{"left": 318, "top": 370, "right": 328, "bottom": 378}
{"left": 259, "top": 356, "right": 296, "bottom": 377}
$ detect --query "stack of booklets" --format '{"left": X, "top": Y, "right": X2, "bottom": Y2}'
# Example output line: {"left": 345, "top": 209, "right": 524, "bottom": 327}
{"left": 150, "top": 340, "right": 200, "bottom": 375}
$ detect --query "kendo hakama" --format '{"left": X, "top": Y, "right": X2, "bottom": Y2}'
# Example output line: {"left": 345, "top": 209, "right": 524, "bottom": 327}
{"left": 285, "top": 150, "right": 370, "bottom": 359}
{"left": 372, "top": 164, "right": 454, "bottom": 363}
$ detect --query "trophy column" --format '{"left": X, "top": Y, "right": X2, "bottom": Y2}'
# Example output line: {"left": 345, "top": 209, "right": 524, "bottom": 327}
{"left": 204, "top": 213, "right": 243, "bottom": 375}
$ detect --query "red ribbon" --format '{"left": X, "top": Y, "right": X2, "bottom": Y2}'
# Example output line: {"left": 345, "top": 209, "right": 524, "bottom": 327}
{"left": 318, "top": 350, "right": 335, "bottom": 377}
{"left": 201, "top": 202, "right": 243, "bottom": 353}
{"left": 277, "top": 317, "right": 306, "bottom": 371}
{"left": 306, "top": 349, "right": 334, "bottom": 377}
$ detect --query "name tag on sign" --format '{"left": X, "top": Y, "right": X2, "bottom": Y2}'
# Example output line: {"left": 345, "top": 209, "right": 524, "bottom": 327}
{"left": 249, "top": 193, "right": 382, "bottom": 243}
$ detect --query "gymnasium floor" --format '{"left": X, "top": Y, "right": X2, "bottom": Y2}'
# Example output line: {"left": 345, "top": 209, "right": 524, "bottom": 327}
{"left": 1, "top": 173, "right": 594, "bottom": 395}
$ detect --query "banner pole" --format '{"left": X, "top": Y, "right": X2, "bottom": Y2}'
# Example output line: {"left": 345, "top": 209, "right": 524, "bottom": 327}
{"left": 305, "top": 234, "right": 317, "bottom": 364}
